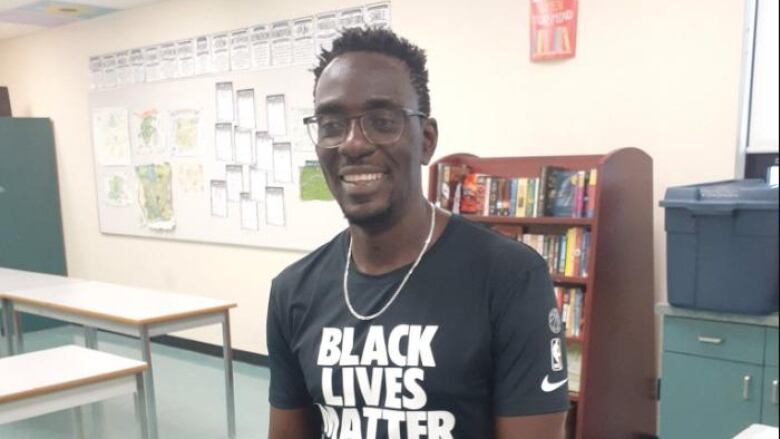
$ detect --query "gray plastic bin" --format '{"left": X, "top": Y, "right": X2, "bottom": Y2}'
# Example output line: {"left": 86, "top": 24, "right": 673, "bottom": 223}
{"left": 660, "top": 179, "right": 779, "bottom": 314}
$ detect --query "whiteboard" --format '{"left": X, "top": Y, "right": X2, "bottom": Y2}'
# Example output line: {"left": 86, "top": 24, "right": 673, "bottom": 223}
{"left": 88, "top": 3, "right": 392, "bottom": 251}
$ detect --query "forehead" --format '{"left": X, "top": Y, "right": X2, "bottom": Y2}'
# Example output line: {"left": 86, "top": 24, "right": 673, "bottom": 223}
{"left": 314, "top": 51, "right": 418, "bottom": 112}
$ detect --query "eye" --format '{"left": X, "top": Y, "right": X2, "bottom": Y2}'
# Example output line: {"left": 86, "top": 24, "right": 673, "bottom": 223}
{"left": 317, "top": 116, "right": 346, "bottom": 138}
{"left": 366, "top": 111, "right": 399, "bottom": 133}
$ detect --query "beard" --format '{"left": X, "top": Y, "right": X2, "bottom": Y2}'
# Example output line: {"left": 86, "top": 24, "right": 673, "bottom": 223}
{"left": 343, "top": 202, "right": 396, "bottom": 230}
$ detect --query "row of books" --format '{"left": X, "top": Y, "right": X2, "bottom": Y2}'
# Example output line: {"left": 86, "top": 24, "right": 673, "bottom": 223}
{"left": 555, "top": 286, "right": 585, "bottom": 338}
{"left": 518, "top": 227, "right": 590, "bottom": 278}
{"left": 435, "top": 163, "right": 598, "bottom": 218}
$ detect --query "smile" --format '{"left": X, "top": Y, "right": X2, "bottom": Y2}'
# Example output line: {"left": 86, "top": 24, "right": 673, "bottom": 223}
{"left": 342, "top": 173, "right": 385, "bottom": 183}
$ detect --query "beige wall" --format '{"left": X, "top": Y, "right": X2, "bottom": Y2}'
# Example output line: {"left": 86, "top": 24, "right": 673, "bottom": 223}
{"left": 0, "top": 0, "right": 745, "bottom": 354}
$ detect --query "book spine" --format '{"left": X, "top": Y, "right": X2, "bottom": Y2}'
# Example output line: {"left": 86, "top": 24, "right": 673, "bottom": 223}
{"left": 574, "top": 170, "right": 585, "bottom": 218}
{"left": 565, "top": 227, "right": 576, "bottom": 277}
{"left": 586, "top": 168, "right": 598, "bottom": 218}
{"left": 485, "top": 176, "right": 494, "bottom": 215}
{"left": 537, "top": 167, "right": 549, "bottom": 217}
{"left": 531, "top": 178, "right": 540, "bottom": 217}
{"left": 557, "top": 234, "right": 567, "bottom": 275}
{"left": 509, "top": 178, "right": 518, "bottom": 217}
{"left": 488, "top": 177, "right": 499, "bottom": 215}
{"left": 572, "top": 227, "right": 583, "bottom": 277}
{"left": 581, "top": 231, "right": 590, "bottom": 277}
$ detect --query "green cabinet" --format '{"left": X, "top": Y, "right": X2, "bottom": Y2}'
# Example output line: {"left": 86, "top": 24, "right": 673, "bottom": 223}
{"left": 658, "top": 310, "right": 779, "bottom": 439}
{"left": 0, "top": 117, "right": 67, "bottom": 331}
{"left": 661, "top": 352, "right": 763, "bottom": 438}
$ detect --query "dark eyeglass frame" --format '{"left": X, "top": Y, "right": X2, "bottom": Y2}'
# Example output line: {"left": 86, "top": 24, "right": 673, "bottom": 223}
{"left": 302, "top": 107, "right": 427, "bottom": 149}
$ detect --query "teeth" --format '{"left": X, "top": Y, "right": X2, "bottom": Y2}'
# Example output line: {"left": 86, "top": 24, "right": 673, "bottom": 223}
{"left": 343, "top": 173, "right": 383, "bottom": 183}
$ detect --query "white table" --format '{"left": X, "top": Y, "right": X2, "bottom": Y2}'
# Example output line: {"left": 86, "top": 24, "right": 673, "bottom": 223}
{"left": 0, "top": 268, "right": 84, "bottom": 354}
{"left": 0, "top": 270, "right": 237, "bottom": 439}
{"left": 0, "top": 345, "right": 152, "bottom": 438}
{"left": 733, "top": 424, "right": 780, "bottom": 438}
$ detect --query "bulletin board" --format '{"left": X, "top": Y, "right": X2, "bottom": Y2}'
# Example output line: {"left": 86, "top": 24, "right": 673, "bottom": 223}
{"left": 88, "top": 2, "right": 390, "bottom": 252}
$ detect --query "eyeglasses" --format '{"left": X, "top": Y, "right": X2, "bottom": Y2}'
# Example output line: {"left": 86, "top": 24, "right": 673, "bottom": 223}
{"left": 303, "top": 108, "right": 427, "bottom": 149}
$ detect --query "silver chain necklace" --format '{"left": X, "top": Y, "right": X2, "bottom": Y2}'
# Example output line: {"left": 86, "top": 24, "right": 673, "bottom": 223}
{"left": 343, "top": 203, "right": 437, "bottom": 321}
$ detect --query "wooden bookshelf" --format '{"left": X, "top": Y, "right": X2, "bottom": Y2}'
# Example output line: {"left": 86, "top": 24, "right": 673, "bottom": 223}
{"left": 428, "top": 147, "right": 657, "bottom": 439}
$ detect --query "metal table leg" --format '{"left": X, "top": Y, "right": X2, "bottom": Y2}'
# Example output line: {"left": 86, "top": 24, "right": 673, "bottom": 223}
{"left": 136, "top": 373, "right": 152, "bottom": 439}
{"left": 13, "top": 311, "right": 23, "bottom": 353}
{"left": 84, "top": 326, "right": 98, "bottom": 349}
{"left": 222, "top": 310, "right": 236, "bottom": 438}
{"left": 2, "top": 299, "right": 15, "bottom": 355}
{"left": 139, "top": 326, "right": 159, "bottom": 439}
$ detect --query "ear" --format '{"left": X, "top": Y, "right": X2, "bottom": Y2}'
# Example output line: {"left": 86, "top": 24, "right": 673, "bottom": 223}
{"left": 420, "top": 117, "right": 438, "bottom": 165}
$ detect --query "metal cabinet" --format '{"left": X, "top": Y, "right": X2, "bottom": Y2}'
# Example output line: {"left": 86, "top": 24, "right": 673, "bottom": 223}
{"left": 0, "top": 117, "right": 66, "bottom": 331}
{"left": 659, "top": 313, "right": 779, "bottom": 438}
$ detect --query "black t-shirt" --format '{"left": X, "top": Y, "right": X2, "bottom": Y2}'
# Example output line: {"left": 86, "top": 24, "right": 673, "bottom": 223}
{"left": 267, "top": 214, "right": 569, "bottom": 438}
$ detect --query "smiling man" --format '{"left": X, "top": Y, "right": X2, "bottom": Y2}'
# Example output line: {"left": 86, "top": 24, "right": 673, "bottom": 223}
{"left": 267, "top": 28, "right": 569, "bottom": 439}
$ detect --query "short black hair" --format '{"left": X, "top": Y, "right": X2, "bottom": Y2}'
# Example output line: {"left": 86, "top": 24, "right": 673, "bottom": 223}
{"left": 313, "top": 27, "right": 431, "bottom": 116}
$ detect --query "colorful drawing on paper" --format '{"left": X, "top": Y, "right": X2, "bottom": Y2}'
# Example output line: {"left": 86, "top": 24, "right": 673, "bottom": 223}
{"left": 103, "top": 171, "right": 131, "bottom": 206}
{"left": 173, "top": 162, "right": 205, "bottom": 193}
{"left": 530, "top": 0, "right": 578, "bottom": 61}
{"left": 170, "top": 110, "right": 200, "bottom": 156}
{"left": 300, "top": 162, "right": 333, "bottom": 201}
{"left": 135, "top": 163, "right": 175, "bottom": 230}
{"left": 92, "top": 107, "right": 131, "bottom": 165}
{"left": 130, "top": 109, "right": 163, "bottom": 154}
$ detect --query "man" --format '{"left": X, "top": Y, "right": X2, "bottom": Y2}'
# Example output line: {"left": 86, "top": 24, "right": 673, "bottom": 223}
{"left": 267, "top": 27, "right": 569, "bottom": 439}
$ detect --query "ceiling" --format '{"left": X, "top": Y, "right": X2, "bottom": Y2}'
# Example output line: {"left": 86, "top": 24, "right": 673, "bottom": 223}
{"left": 0, "top": 0, "right": 165, "bottom": 40}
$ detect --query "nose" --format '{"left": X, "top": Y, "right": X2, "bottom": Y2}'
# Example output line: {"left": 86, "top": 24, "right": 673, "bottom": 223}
{"left": 338, "top": 117, "right": 375, "bottom": 159}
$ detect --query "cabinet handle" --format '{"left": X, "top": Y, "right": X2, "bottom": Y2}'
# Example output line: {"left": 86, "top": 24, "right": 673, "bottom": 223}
{"left": 698, "top": 336, "right": 723, "bottom": 345}
{"left": 743, "top": 375, "right": 751, "bottom": 400}
{"left": 773, "top": 379, "right": 778, "bottom": 405}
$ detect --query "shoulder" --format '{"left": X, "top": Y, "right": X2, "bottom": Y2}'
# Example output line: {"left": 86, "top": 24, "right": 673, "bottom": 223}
{"left": 448, "top": 215, "right": 547, "bottom": 273}
{"left": 271, "top": 230, "right": 346, "bottom": 302}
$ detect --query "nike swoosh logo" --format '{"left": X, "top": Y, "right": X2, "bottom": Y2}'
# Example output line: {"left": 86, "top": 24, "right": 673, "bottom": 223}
{"left": 541, "top": 375, "right": 568, "bottom": 392}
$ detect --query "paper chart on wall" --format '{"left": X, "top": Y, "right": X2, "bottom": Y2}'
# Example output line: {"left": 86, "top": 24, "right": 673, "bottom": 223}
{"left": 93, "top": 107, "right": 132, "bottom": 166}
{"left": 226, "top": 165, "right": 244, "bottom": 202}
{"left": 135, "top": 163, "right": 175, "bottom": 230}
{"left": 144, "top": 46, "right": 162, "bottom": 82}
{"left": 255, "top": 131, "right": 274, "bottom": 170}
{"left": 235, "top": 128, "right": 254, "bottom": 165}
{"left": 173, "top": 162, "right": 204, "bottom": 193}
{"left": 177, "top": 39, "right": 196, "bottom": 77}
{"left": 170, "top": 109, "right": 201, "bottom": 157}
{"left": 101, "top": 54, "right": 117, "bottom": 89}
{"left": 236, "top": 89, "right": 256, "bottom": 129}
{"left": 215, "top": 81, "right": 235, "bottom": 122}
{"left": 230, "top": 29, "right": 251, "bottom": 71}
{"left": 215, "top": 123, "right": 234, "bottom": 162}
{"left": 316, "top": 12, "right": 339, "bottom": 51}
{"left": 265, "top": 186, "right": 285, "bottom": 226}
{"left": 272, "top": 142, "right": 293, "bottom": 183}
{"left": 292, "top": 17, "right": 315, "bottom": 66}
{"left": 210, "top": 180, "right": 228, "bottom": 217}
{"left": 267, "top": 94, "right": 287, "bottom": 136}
{"left": 130, "top": 109, "right": 163, "bottom": 155}
{"left": 240, "top": 192, "right": 260, "bottom": 230}
{"left": 251, "top": 25, "right": 271, "bottom": 69}
{"left": 102, "top": 169, "right": 132, "bottom": 206}
{"left": 195, "top": 36, "right": 212, "bottom": 75}
{"left": 160, "top": 43, "right": 178, "bottom": 80}
{"left": 212, "top": 33, "right": 231, "bottom": 73}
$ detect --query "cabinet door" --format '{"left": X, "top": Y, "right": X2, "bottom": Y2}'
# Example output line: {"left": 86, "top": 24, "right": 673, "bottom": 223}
{"left": 762, "top": 366, "right": 778, "bottom": 426}
{"left": 660, "top": 352, "right": 763, "bottom": 439}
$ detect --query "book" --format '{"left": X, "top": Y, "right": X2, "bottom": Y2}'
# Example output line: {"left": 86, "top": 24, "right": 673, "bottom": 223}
{"left": 549, "top": 168, "right": 578, "bottom": 217}
{"left": 564, "top": 227, "right": 577, "bottom": 277}
{"left": 488, "top": 177, "right": 499, "bottom": 216}
{"left": 515, "top": 178, "right": 528, "bottom": 217}
{"left": 586, "top": 168, "right": 598, "bottom": 217}
{"left": 508, "top": 178, "right": 518, "bottom": 217}
{"left": 459, "top": 173, "right": 481, "bottom": 214}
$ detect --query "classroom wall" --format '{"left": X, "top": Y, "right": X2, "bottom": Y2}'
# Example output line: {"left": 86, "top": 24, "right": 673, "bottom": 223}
{"left": 0, "top": 0, "right": 746, "bottom": 354}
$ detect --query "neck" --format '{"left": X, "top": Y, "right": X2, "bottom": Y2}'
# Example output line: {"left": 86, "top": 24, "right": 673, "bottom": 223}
{"left": 348, "top": 197, "right": 433, "bottom": 275}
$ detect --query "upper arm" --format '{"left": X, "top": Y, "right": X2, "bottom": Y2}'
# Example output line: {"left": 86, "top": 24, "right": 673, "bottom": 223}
{"left": 267, "top": 284, "right": 313, "bottom": 409}
{"left": 492, "top": 263, "right": 570, "bottom": 416}
{"left": 269, "top": 407, "right": 320, "bottom": 439}
{"left": 495, "top": 412, "right": 568, "bottom": 439}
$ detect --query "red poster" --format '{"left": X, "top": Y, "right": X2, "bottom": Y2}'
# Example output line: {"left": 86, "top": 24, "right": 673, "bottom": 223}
{"left": 530, "top": 0, "right": 578, "bottom": 61}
